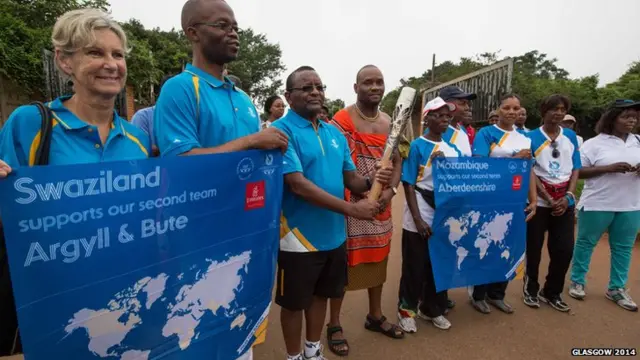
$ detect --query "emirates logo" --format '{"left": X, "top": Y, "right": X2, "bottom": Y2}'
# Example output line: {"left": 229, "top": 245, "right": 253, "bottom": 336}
{"left": 245, "top": 181, "right": 265, "bottom": 210}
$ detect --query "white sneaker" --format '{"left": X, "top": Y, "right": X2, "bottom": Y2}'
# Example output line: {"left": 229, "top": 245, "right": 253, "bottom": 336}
{"left": 606, "top": 288, "right": 638, "bottom": 312}
{"left": 417, "top": 310, "right": 451, "bottom": 330}
{"left": 397, "top": 312, "right": 417, "bottom": 333}
{"left": 568, "top": 282, "right": 586, "bottom": 300}
{"left": 431, "top": 315, "right": 451, "bottom": 330}
{"left": 303, "top": 345, "right": 326, "bottom": 360}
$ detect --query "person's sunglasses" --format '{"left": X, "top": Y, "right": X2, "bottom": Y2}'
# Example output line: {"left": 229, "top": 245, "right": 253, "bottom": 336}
{"left": 288, "top": 84, "right": 326, "bottom": 93}
{"left": 550, "top": 140, "right": 560, "bottom": 158}
{"left": 192, "top": 21, "right": 239, "bottom": 33}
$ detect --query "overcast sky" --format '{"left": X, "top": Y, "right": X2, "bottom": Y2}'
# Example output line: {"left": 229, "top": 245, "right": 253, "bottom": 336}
{"left": 109, "top": 0, "right": 640, "bottom": 105}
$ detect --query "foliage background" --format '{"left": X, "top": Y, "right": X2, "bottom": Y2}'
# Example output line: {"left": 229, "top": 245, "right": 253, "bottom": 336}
{"left": 0, "top": 0, "right": 638, "bottom": 129}
{"left": 0, "top": 0, "right": 285, "bottom": 109}
{"left": 379, "top": 51, "right": 640, "bottom": 138}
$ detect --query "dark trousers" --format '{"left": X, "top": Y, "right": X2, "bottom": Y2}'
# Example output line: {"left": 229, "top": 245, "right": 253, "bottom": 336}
{"left": 525, "top": 206, "right": 575, "bottom": 298}
{"left": 398, "top": 230, "right": 447, "bottom": 318}
{"left": 472, "top": 281, "right": 508, "bottom": 301}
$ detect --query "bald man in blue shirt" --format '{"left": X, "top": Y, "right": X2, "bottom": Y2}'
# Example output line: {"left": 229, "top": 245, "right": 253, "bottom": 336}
{"left": 153, "top": 1, "right": 287, "bottom": 359}
{"left": 154, "top": 0, "right": 287, "bottom": 157}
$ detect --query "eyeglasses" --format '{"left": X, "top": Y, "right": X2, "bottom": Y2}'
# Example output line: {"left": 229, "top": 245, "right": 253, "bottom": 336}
{"left": 550, "top": 140, "right": 560, "bottom": 158}
{"left": 192, "top": 21, "right": 239, "bottom": 33}
{"left": 288, "top": 84, "right": 326, "bottom": 93}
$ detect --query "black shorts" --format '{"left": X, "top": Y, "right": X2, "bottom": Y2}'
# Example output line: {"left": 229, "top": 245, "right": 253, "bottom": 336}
{"left": 275, "top": 243, "right": 347, "bottom": 311}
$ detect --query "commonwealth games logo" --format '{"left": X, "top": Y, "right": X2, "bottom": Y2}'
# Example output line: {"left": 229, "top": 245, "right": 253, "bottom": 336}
{"left": 237, "top": 158, "right": 255, "bottom": 180}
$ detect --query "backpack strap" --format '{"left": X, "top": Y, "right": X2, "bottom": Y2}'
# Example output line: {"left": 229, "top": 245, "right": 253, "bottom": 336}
{"left": 28, "top": 101, "right": 53, "bottom": 166}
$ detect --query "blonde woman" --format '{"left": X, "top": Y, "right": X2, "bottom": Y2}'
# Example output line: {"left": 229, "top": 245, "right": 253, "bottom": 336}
{"left": 0, "top": 8, "right": 149, "bottom": 167}
{"left": 0, "top": 9, "right": 149, "bottom": 354}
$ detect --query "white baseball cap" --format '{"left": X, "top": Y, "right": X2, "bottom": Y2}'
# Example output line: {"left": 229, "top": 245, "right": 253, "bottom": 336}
{"left": 423, "top": 97, "right": 457, "bottom": 118}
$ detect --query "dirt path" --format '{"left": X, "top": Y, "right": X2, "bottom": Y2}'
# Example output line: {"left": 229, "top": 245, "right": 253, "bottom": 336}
{"left": 255, "top": 191, "right": 639, "bottom": 360}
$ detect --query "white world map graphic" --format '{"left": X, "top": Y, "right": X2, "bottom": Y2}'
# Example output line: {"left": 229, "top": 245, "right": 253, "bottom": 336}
{"left": 64, "top": 251, "right": 252, "bottom": 359}
{"left": 443, "top": 211, "right": 514, "bottom": 270}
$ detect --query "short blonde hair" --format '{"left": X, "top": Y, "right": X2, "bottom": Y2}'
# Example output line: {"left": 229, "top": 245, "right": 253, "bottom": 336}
{"left": 52, "top": 8, "right": 129, "bottom": 55}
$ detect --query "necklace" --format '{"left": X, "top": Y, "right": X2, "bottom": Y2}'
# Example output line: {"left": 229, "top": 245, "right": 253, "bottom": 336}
{"left": 355, "top": 103, "right": 380, "bottom": 122}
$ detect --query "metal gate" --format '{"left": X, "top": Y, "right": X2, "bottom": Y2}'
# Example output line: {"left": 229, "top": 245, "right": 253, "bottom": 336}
{"left": 421, "top": 58, "right": 514, "bottom": 126}
{"left": 42, "top": 49, "right": 128, "bottom": 117}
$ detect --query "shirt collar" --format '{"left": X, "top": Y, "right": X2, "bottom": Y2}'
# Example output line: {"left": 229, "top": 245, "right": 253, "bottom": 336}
{"left": 601, "top": 133, "right": 639, "bottom": 145}
{"left": 540, "top": 126, "right": 563, "bottom": 141}
{"left": 286, "top": 109, "right": 323, "bottom": 128}
{"left": 184, "top": 63, "right": 237, "bottom": 90}
{"left": 48, "top": 96, "right": 121, "bottom": 132}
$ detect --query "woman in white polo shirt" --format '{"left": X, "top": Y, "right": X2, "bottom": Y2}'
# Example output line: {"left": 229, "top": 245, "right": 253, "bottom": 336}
{"left": 524, "top": 94, "right": 581, "bottom": 313}
{"left": 568, "top": 100, "right": 640, "bottom": 312}
{"left": 470, "top": 94, "right": 537, "bottom": 315}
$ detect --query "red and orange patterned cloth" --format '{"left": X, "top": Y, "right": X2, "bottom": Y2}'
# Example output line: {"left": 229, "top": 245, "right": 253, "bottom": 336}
{"left": 331, "top": 109, "right": 393, "bottom": 268}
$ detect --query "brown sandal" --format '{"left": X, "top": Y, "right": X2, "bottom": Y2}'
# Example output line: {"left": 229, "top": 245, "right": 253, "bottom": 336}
{"left": 364, "top": 314, "right": 405, "bottom": 339}
{"left": 326, "top": 324, "right": 349, "bottom": 357}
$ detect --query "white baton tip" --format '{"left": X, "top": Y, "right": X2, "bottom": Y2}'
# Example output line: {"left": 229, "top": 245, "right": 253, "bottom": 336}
{"left": 397, "top": 87, "right": 417, "bottom": 101}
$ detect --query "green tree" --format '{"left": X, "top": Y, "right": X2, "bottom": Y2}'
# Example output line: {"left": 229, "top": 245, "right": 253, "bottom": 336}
{"left": 226, "top": 28, "right": 286, "bottom": 106}
{"left": 120, "top": 24, "right": 285, "bottom": 107}
{"left": 121, "top": 19, "right": 189, "bottom": 105}
{"left": 324, "top": 98, "right": 345, "bottom": 118}
{"left": 606, "top": 61, "right": 640, "bottom": 100}
{"left": 380, "top": 56, "right": 488, "bottom": 115}
{"left": 0, "top": 1, "right": 285, "bottom": 108}
{"left": 511, "top": 51, "right": 611, "bottom": 135}
{"left": 381, "top": 49, "right": 637, "bottom": 140}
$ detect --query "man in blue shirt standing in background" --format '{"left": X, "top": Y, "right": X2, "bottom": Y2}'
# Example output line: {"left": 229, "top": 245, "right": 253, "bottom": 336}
{"left": 153, "top": 1, "right": 288, "bottom": 359}
{"left": 272, "top": 66, "right": 393, "bottom": 360}
{"left": 131, "top": 74, "right": 173, "bottom": 157}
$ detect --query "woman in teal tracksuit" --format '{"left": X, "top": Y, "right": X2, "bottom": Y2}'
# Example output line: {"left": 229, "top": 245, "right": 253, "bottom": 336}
{"left": 568, "top": 99, "right": 640, "bottom": 312}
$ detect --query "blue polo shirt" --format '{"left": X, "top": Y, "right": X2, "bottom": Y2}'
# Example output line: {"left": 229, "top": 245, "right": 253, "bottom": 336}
{"left": 153, "top": 64, "right": 260, "bottom": 156}
{"left": 0, "top": 96, "right": 149, "bottom": 167}
{"left": 272, "top": 110, "right": 356, "bottom": 252}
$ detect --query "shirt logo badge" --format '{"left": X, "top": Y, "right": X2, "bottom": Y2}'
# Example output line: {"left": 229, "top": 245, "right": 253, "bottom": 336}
{"left": 245, "top": 180, "right": 265, "bottom": 210}
{"left": 331, "top": 139, "right": 339, "bottom": 149}
{"left": 548, "top": 161, "right": 561, "bottom": 179}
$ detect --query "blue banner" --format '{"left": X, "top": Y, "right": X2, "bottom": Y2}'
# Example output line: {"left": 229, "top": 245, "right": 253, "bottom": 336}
{"left": 0, "top": 150, "right": 282, "bottom": 360}
{"left": 429, "top": 157, "right": 530, "bottom": 292}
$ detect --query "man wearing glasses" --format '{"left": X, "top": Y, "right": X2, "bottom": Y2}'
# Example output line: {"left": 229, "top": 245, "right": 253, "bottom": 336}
{"left": 272, "top": 66, "right": 393, "bottom": 360}
{"left": 154, "top": 0, "right": 287, "bottom": 157}
{"left": 153, "top": 1, "right": 288, "bottom": 359}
